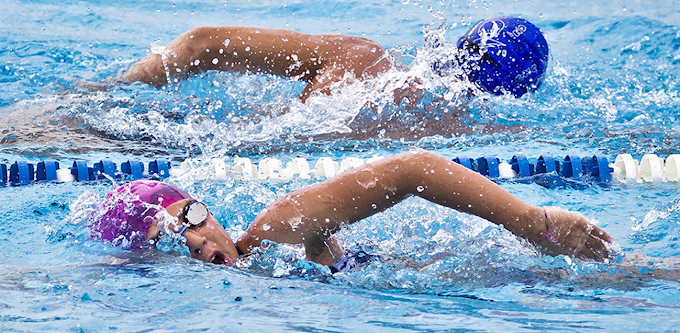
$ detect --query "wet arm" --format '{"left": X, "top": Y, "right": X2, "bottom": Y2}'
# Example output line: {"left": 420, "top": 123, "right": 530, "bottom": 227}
{"left": 119, "top": 26, "right": 390, "bottom": 102}
{"left": 239, "top": 149, "right": 613, "bottom": 263}
{"left": 120, "top": 26, "right": 322, "bottom": 86}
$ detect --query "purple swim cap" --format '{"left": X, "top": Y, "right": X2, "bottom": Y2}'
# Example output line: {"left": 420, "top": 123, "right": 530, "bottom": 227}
{"left": 88, "top": 180, "right": 191, "bottom": 249}
{"left": 456, "top": 17, "right": 550, "bottom": 97}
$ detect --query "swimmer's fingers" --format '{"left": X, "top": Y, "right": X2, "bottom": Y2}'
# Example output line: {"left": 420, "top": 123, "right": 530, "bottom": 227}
{"left": 576, "top": 225, "right": 614, "bottom": 261}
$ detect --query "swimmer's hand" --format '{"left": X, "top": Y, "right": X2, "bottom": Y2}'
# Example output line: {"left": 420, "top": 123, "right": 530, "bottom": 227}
{"left": 75, "top": 76, "right": 124, "bottom": 92}
{"left": 534, "top": 207, "right": 614, "bottom": 261}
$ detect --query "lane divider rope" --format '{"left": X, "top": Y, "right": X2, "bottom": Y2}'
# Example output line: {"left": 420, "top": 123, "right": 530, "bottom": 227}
{"left": 1, "top": 154, "right": 679, "bottom": 187}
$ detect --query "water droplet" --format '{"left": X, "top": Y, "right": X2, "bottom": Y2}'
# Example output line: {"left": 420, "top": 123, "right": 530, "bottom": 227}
{"left": 212, "top": 58, "right": 219, "bottom": 65}
{"left": 417, "top": 186, "right": 424, "bottom": 192}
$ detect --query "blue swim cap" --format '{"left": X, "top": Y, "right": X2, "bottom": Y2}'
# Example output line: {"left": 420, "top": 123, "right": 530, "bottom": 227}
{"left": 456, "top": 17, "right": 549, "bottom": 97}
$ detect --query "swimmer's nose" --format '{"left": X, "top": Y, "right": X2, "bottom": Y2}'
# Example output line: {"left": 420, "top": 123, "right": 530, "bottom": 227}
{"left": 189, "top": 236, "right": 208, "bottom": 260}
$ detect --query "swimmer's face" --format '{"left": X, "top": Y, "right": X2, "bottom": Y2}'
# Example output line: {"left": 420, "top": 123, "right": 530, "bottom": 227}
{"left": 163, "top": 199, "right": 240, "bottom": 266}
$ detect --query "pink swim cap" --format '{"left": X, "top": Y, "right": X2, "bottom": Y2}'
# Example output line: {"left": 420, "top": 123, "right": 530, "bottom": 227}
{"left": 88, "top": 180, "right": 192, "bottom": 249}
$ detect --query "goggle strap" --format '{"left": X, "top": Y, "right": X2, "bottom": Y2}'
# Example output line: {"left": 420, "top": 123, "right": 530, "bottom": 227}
{"left": 178, "top": 224, "right": 189, "bottom": 236}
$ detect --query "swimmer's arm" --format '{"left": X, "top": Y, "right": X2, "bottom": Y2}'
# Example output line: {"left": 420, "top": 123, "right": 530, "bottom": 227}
{"left": 120, "top": 26, "right": 321, "bottom": 87}
{"left": 119, "top": 26, "right": 390, "bottom": 103}
{"left": 238, "top": 149, "right": 614, "bottom": 264}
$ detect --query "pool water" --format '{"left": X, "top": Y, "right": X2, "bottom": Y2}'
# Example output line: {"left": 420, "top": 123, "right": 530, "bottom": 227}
{"left": 2, "top": 0, "right": 680, "bottom": 331}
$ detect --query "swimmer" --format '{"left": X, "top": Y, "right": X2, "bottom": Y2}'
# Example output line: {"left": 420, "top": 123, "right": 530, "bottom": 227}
{"left": 119, "top": 17, "right": 550, "bottom": 103}
{"left": 89, "top": 149, "right": 613, "bottom": 272}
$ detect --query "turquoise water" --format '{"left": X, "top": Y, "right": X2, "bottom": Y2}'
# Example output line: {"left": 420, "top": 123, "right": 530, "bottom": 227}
{"left": 2, "top": 0, "right": 680, "bottom": 331}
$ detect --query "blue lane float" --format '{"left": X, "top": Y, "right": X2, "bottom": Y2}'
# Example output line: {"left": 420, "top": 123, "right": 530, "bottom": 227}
{"left": 1, "top": 163, "right": 7, "bottom": 186}
{"left": 510, "top": 155, "right": 534, "bottom": 178}
{"left": 453, "top": 156, "right": 475, "bottom": 170}
{"left": 536, "top": 155, "right": 559, "bottom": 174}
{"left": 94, "top": 160, "right": 117, "bottom": 180}
{"left": 149, "top": 159, "right": 171, "bottom": 179}
{"left": 121, "top": 160, "right": 144, "bottom": 180}
{"left": 561, "top": 155, "right": 584, "bottom": 179}
{"left": 10, "top": 161, "right": 34, "bottom": 186}
{"left": 37, "top": 160, "right": 59, "bottom": 181}
{"left": 476, "top": 156, "right": 500, "bottom": 178}
{"left": 587, "top": 155, "right": 611, "bottom": 183}
{"left": 71, "top": 160, "right": 94, "bottom": 182}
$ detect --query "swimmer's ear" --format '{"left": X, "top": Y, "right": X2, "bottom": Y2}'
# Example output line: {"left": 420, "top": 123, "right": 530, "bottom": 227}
{"left": 144, "top": 216, "right": 161, "bottom": 243}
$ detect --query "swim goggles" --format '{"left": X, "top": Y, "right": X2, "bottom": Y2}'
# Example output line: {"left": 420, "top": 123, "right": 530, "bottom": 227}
{"left": 177, "top": 200, "right": 210, "bottom": 236}
{"left": 457, "top": 36, "right": 503, "bottom": 70}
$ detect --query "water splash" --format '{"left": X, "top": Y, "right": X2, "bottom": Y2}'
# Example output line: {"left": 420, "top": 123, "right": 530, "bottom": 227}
{"left": 235, "top": 240, "right": 331, "bottom": 280}
{"left": 629, "top": 194, "right": 680, "bottom": 257}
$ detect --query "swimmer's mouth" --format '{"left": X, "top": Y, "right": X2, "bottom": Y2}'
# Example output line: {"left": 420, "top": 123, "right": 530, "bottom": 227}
{"left": 209, "top": 251, "right": 233, "bottom": 266}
